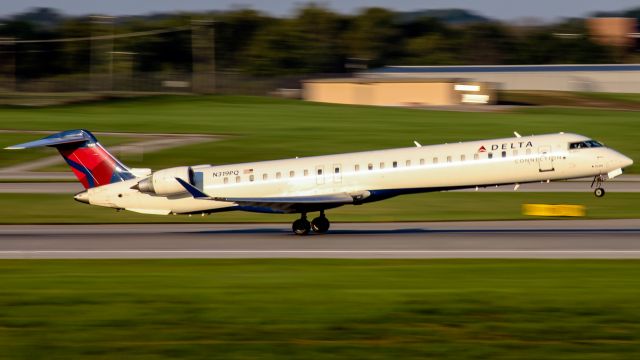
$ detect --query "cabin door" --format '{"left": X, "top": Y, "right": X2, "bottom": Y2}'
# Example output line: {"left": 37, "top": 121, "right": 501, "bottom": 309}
{"left": 333, "top": 164, "right": 342, "bottom": 183}
{"left": 316, "top": 165, "right": 325, "bottom": 185}
{"left": 538, "top": 146, "right": 555, "bottom": 172}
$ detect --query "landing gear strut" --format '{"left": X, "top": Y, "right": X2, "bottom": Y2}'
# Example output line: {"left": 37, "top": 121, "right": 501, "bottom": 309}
{"left": 311, "top": 211, "right": 330, "bottom": 234}
{"left": 292, "top": 211, "right": 331, "bottom": 235}
{"left": 591, "top": 175, "right": 606, "bottom": 198}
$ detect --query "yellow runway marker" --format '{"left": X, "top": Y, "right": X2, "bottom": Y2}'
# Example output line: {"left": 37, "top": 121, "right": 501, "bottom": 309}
{"left": 522, "top": 204, "right": 586, "bottom": 217}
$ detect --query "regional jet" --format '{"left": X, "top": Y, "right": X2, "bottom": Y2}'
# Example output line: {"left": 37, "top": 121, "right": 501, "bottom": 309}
{"left": 6, "top": 130, "right": 633, "bottom": 235}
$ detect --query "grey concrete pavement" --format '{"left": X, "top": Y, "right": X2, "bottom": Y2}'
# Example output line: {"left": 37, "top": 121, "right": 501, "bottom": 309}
{"left": 0, "top": 220, "right": 638, "bottom": 259}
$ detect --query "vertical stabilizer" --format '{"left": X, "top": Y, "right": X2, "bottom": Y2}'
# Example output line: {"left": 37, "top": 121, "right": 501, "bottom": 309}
{"left": 5, "top": 129, "right": 135, "bottom": 189}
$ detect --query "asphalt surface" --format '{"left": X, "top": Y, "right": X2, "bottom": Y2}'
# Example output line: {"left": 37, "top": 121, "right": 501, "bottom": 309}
{"left": 1, "top": 220, "right": 639, "bottom": 259}
{"left": 1, "top": 176, "right": 639, "bottom": 193}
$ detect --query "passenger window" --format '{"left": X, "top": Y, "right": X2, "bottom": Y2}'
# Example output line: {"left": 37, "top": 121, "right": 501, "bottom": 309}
{"left": 289, "top": 170, "right": 295, "bottom": 178}
{"left": 317, "top": 169, "right": 322, "bottom": 175}
{"left": 488, "top": 153, "right": 493, "bottom": 159}
{"left": 354, "top": 164, "right": 360, "bottom": 171}
{"left": 502, "top": 151, "right": 506, "bottom": 158}
{"left": 334, "top": 167, "right": 340, "bottom": 174}
{"left": 223, "top": 177, "right": 228, "bottom": 184}
{"left": 304, "top": 169, "right": 308, "bottom": 176}
{"left": 380, "top": 162, "right": 385, "bottom": 169}
{"left": 249, "top": 175, "right": 254, "bottom": 182}
{"left": 420, "top": 158, "right": 425, "bottom": 165}
{"left": 406, "top": 160, "right": 411, "bottom": 166}
{"left": 276, "top": 172, "right": 281, "bottom": 179}
{"left": 392, "top": 161, "right": 397, "bottom": 168}
{"left": 446, "top": 156, "right": 452, "bottom": 163}
{"left": 433, "top": 157, "right": 438, "bottom": 164}
{"left": 263, "top": 174, "right": 268, "bottom": 181}
{"left": 460, "top": 154, "right": 466, "bottom": 161}
{"left": 235, "top": 176, "right": 241, "bottom": 183}
{"left": 474, "top": 154, "right": 479, "bottom": 160}
{"left": 368, "top": 163, "right": 373, "bottom": 170}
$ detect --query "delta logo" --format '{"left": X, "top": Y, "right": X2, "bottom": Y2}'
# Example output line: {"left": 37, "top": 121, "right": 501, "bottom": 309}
{"left": 478, "top": 141, "right": 533, "bottom": 153}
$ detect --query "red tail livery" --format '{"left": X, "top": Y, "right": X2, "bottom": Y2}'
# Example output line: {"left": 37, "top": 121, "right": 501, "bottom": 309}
{"left": 6, "top": 129, "right": 134, "bottom": 189}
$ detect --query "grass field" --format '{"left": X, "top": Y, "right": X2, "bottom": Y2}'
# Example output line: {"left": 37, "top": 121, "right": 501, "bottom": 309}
{"left": 0, "top": 96, "right": 638, "bottom": 173}
{"left": 1, "top": 259, "right": 640, "bottom": 359}
{"left": 0, "top": 192, "right": 638, "bottom": 223}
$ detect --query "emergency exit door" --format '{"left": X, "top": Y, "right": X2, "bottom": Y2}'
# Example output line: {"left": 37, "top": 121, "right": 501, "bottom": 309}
{"left": 538, "top": 146, "right": 555, "bottom": 172}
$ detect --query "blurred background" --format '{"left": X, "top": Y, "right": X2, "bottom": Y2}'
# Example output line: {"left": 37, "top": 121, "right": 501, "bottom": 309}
{"left": 0, "top": 3, "right": 638, "bottom": 99}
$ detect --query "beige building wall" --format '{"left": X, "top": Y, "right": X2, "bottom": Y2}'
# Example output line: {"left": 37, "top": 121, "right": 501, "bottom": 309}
{"left": 587, "top": 17, "right": 637, "bottom": 48}
{"left": 304, "top": 83, "right": 356, "bottom": 105}
{"left": 303, "top": 80, "right": 475, "bottom": 106}
{"left": 368, "top": 82, "right": 454, "bottom": 106}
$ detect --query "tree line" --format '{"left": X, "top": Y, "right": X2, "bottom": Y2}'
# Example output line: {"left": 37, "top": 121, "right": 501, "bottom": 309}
{"left": 0, "top": 6, "right": 635, "bottom": 79}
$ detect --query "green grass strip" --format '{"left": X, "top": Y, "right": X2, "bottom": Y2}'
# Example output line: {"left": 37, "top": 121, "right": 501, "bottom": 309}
{"left": 1, "top": 259, "right": 640, "bottom": 359}
{"left": 0, "top": 192, "right": 639, "bottom": 223}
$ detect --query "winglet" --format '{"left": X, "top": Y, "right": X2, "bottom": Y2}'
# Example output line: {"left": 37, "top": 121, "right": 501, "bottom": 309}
{"left": 175, "top": 178, "right": 211, "bottom": 199}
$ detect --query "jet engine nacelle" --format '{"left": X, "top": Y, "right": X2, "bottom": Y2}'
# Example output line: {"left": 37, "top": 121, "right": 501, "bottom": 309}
{"left": 136, "top": 166, "right": 194, "bottom": 196}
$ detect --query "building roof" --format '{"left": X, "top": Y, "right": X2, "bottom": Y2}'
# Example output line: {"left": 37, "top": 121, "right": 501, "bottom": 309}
{"left": 366, "top": 64, "right": 640, "bottom": 73}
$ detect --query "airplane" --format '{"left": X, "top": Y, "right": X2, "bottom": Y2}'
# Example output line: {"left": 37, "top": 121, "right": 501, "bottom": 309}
{"left": 6, "top": 129, "right": 633, "bottom": 235}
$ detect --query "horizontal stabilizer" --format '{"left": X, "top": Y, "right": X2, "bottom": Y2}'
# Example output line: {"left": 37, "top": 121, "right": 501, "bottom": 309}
{"left": 5, "top": 129, "right": 96, "bottom": 150}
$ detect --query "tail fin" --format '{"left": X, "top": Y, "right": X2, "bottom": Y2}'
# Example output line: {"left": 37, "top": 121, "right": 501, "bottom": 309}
{"left": 5, "top": 129, "right": 135, "bottom": 189}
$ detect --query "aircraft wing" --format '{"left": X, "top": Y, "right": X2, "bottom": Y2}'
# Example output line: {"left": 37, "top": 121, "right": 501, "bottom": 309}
{"left": 175, "top": 178, "right": 355, "bottom": 212}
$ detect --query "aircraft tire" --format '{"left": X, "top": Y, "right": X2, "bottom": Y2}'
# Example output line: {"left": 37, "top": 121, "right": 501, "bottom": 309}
{"left": 292, "top": 218, "right": 311, "bottom": 235}
{"left": 311, "top": 216, "right": 330, "bottom": 233}
{"left": 594, "top": 188, "right": 605, "bottom": 197}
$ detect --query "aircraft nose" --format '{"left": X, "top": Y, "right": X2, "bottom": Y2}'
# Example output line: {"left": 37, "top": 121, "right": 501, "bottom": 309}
{"left": 621, "top": 154, "right": 634, "bottom": 168}
{"left": 74, "top": 190, "right": 90, "bottom": 204}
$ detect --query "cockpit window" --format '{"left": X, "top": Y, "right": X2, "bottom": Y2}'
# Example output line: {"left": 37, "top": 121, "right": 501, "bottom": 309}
{"left": 569, "top": 140, "right": 604, "bottom": 149}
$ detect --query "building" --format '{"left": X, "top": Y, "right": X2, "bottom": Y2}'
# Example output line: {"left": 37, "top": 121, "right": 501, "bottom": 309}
{"left": 587, "top": 17, "right": 637, "bottom": 48}
{"left": 361, "top": 64, "right": 640, "bottom": 93}
{"left": 303, "top": 78, "right": 495, "bottom": 106}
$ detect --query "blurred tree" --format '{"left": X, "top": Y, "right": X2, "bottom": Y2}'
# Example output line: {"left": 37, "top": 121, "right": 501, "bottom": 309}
{"left": 345, "top": 7, "right": 400, "bottom": 68}
{"left": 216, "top": 9, "right": 272, "bottom": 71}
{"left": 57, "top": 18, "right": 92, "bottom": 74}
{"left": 458, "top": 23, "right": 517, "bottom": 64}
{"left": 241, "top": 4, "right": 346, "bottom": 75}
{"left": 0, "top": 5, "right": 634, "bottom": 80}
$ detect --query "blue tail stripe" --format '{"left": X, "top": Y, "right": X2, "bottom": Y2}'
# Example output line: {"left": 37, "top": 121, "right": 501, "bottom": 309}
{"left": 63, "top": 157, "right": 95, "bottom": 188}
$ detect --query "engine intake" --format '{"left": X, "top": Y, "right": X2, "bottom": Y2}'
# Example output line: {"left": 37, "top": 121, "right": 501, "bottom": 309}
{"left": 136, "top": 166, "right": 194, "bottom": 196}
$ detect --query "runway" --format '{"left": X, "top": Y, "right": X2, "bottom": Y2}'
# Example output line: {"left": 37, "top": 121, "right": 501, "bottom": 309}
{"left": 1, "top": 219, "right": 639, "bottom": 259}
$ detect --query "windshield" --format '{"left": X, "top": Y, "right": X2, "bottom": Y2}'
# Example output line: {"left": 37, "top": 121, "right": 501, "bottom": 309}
{"left": 569, "top": 140, "right": 604, "bottom": 149}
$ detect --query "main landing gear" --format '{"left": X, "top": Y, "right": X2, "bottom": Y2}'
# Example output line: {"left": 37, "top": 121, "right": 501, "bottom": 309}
{"left": 591, "top": 175, "right": 606, "bottom": 198}
{"left": 292, "top": 211, "right": 330, "bottom": 235}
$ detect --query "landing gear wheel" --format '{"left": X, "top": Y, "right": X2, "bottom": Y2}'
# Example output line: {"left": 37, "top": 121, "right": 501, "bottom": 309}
{"left": 311, "top": 216, "right": 330, "bottom": 233}
{"left": 292, "top": 218, "right": 311, "bottom": 235}
{"left": 594, "top": 187, "right": 605, "bottom": 198}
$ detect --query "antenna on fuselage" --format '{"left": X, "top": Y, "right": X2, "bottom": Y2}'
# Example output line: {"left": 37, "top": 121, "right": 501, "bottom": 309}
{"left": 413, "top": 141, "right": 422, "bottom": 147}
{"left": 514, "top": 131, "right": 522, "bottom": 138}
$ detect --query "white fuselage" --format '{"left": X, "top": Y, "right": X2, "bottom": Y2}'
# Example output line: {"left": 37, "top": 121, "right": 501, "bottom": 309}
{"left": 85, "top": 133, "right": 633, "bottom": 215}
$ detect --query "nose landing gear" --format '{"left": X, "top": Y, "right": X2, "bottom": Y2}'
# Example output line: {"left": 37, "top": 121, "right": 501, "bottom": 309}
{"left": 292, "top": 211, "right": 331, "bottom": 235}
{"left": 591, "top": 175, "right": 606, "bottom": 198}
